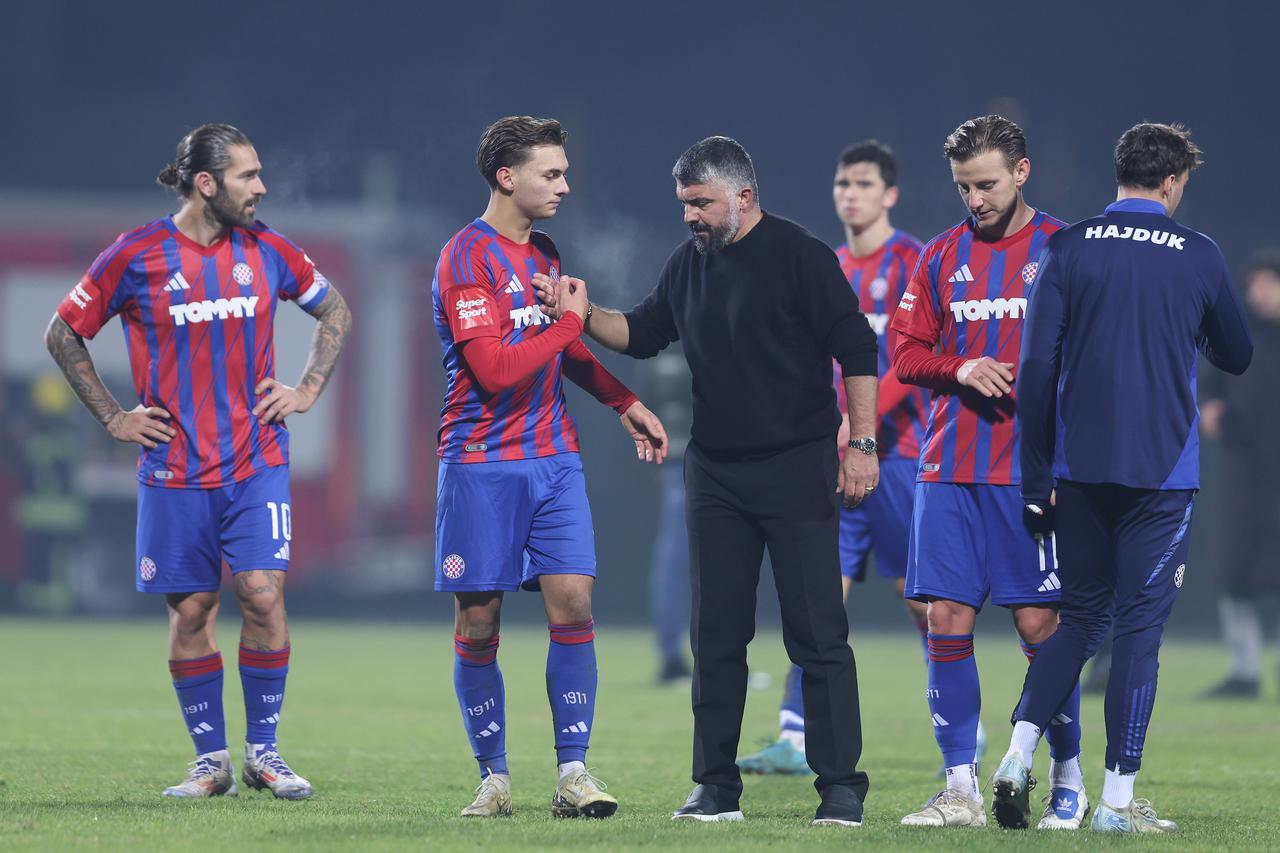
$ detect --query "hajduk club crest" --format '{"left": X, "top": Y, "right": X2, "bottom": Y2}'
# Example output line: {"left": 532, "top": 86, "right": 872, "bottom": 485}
{"left": 442, "top": 554, "right": 466, "bottom": 580}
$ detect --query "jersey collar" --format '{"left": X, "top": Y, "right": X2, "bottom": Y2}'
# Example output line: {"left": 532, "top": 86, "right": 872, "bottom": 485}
{"left": 164, "top": 215, "right": 233, "bottom": 255}
{"left": 1104, "top": 198, "right": 1168, "bottom": 216}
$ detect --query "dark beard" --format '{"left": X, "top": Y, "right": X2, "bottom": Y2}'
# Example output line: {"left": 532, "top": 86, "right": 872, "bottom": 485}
{"left": 204, "top": 182, "right": 256, "bottom": 230}
{"left": 690, "top": 222, "right": 737, "bottom": 255}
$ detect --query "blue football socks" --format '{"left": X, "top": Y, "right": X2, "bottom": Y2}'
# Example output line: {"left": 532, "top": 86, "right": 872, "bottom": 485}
{"left": 779, "top": 663, "right": 805, "bottom": 741}
{"left": 169, "top": 652, "right": 227, "bottom": 756}
{"left": 454, "top": 633, "right": 507, "bottom": 777}
{"left": 239, "top": 644, "right": 289, "bottom": 750}
{"left": 927, "top": 633, "right": 981, "bottom": 769}
{"left": 546, "top": 620, "right": 597, "bottom": 766}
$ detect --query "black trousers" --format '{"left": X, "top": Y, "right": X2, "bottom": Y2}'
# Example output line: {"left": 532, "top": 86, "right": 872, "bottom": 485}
{"left": 684, "top": 437, "right": 868, "bottom": 798}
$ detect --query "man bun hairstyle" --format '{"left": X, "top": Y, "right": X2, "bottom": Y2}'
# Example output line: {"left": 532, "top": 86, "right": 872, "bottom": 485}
{"left": 943, "top": 115, "right": 1028, "bottom": 169}
{"left": 672, "top": 136, "right": 759, "bottom": 199}
{"left": 476, "top": 116, "right": 568, "bottom": 189}
{"left": 157, "top": 123, "right": 253, "bottom": 196}
{"left": 838, "top": 139, "right": 898, "bottom": 188}
{"left": 1114, "top": 122, "right": 1203, "bottom": 189}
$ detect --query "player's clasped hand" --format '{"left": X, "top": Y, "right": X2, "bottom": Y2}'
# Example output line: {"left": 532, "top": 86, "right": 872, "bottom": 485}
{"left": 531, "top": 272, "right": 562, "bottom": 319}
{"left": 837, "top": 449, "right": 879, "bottom": 508}
{"left": 252, "top": 377, "right": 316, "bottom": 425}
{"left": 108, "top": 404, "right": 176, "bottom": 450}
{"left": 956, "top": 356, "right": 1015, "bottom": 398}
{"left": 557, "top": 276, "right": 589, "bottom": 321}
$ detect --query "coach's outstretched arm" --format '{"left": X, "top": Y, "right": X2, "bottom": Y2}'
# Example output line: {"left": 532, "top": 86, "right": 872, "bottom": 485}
{"left": 532, "top": 272, "right": 630, "bottom": 352}
{"left": 45, "top": 314, "right": 176, "bottom": 449}
{"left": 253, "top": 285, "right": 353, "bottom": 424}
{"left": 533, "top": 272, "right": 678, "bottom": 357}
{"left": 580, "top": 303, "right": 632, "bottom": 353}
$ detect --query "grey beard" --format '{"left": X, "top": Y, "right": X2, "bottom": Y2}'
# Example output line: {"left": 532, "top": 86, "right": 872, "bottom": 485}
{"left": 690, "top": 208, "right": 741, "bottom": 255}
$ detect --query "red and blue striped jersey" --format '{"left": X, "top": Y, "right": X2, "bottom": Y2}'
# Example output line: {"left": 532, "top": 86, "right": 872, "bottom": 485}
{"left": 890, "top": 211, "right": 1065, "bottom": 484}
{"left": 834, "top": 230, "right": 928, "bottom": 461}
{"left": 56, "top": 216, "right": 331, "bottom": 489}
{"left": 433, "top": 219, "right": 579, "bottom": 463}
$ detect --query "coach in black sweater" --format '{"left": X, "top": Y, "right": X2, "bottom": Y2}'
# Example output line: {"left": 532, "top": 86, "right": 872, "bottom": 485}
{"left": 534, "top": 137, "right": 879, "bottom": 827}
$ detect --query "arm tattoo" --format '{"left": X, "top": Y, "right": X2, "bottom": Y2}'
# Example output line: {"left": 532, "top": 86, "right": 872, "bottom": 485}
{"left": 297, "top": 287, "right": 352, "bottom": 399}
{"left": 45, "top": 315, "right": 124, "bottom": 430}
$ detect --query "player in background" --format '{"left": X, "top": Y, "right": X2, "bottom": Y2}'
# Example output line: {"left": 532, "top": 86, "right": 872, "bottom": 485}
{"left": 1197, "top": 248, "right": 1280, "bottom": 699}
{"left": 994, "top": 122, "right": 1251, "bottom": 833}
{"left": 433, "top": 116, "right": 667, "bottom": 819}
{"left": 739, "top": 140, "right": 931, "bottom": 776}
{"left": 890, "top": 116, "right": 1087, "bottom": 829}
{"left": 45, "top": 124, "right": 351, "bottom": 799}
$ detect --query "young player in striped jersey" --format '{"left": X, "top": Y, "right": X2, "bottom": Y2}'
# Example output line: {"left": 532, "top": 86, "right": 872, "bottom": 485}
{"left": 433, "top": 116, "right": 667, "bottom": 819}
{"left": 739, "top": 141, "right": 932, "bottom": 776}
{"left": 46, "top": 124, "right": 351, "bottom": 800}
{"left": 890, "top": 116, "right": 1087, "bottom": 829}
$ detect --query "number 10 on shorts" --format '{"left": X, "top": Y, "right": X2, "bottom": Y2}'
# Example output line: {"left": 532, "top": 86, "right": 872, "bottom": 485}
{"left": 266, "top": 501, "right": 292, "bottom": 541}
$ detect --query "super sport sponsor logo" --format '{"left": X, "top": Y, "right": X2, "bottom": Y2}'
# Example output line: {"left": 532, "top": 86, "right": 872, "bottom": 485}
{"left": 455, "top": 298, "right": 488, "bottom": 319}
{"left": 69, "top": 281, "right": 94, "bottom": 310}
{"left": 451, "top": 288, "right": 494, "bottom": 331}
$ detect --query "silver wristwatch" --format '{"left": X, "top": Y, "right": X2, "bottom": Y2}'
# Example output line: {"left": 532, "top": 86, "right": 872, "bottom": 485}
{"left": 848, "top": 437, "right": 878, "bottom": 456}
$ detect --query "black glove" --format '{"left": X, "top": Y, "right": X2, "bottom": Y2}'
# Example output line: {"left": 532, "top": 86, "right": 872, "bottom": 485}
{"left": 1023, "top": 502, "right": 1055, "bottom": 537}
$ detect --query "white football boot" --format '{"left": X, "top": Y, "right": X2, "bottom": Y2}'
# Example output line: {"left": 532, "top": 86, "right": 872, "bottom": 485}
{"left": 162, "top": 750, "right": 238, "bottom": 798}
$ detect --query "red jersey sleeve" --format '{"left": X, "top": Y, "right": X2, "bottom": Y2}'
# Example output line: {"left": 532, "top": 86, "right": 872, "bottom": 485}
{"left": 439, "top": 246, "right": 501, "bottom": 344}
{"left": 889, "top": 252, "right": 964, "bottom": 388}
{"left": 286, "top": 251, "right": 328, "bottom": 308}
{"left": 889, "top": 257, "right": 940, "bottom": 348}
{"left": 56, "top": 239, "right": 133, "bottom": 339}
{"left": 258, "top": 227, "right": 331, "bottom": 309}
{"left": 876, "top": 366, "right": 914, "bottom": 419}
{"left": 459, "top": 313, "right": 584, "bottom": 393}
{"left": 562, "top": 338, "right": 639, "bottom": 414}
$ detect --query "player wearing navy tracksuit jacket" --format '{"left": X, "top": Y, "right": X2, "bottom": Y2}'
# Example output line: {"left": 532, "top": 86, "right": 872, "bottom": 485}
{"left": 992, "top": 123, "right": 1253, "bottom": 834}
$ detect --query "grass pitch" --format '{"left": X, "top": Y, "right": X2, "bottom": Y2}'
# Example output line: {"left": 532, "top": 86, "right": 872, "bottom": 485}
{"left": 1, "top": 617, "right": 1276, "bottom": 850}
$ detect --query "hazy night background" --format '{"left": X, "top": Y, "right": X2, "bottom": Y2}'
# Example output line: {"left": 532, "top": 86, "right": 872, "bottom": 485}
{"left": 1, "top": 0, "right": 1275, "bottom": 639}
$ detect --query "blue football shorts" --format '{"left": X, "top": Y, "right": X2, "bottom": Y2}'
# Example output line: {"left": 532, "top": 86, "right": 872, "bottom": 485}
{"left": 839, "top": 456, "right": 915, "bottom": 581}
{"left": 435, "top": 453, "right": 596, "bottom": 592}
{"left": 904, "top": 481, "right": 1060, "bottom": 610}
{"left": 135, "top": 464, "right": 291, "bottom": 593}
